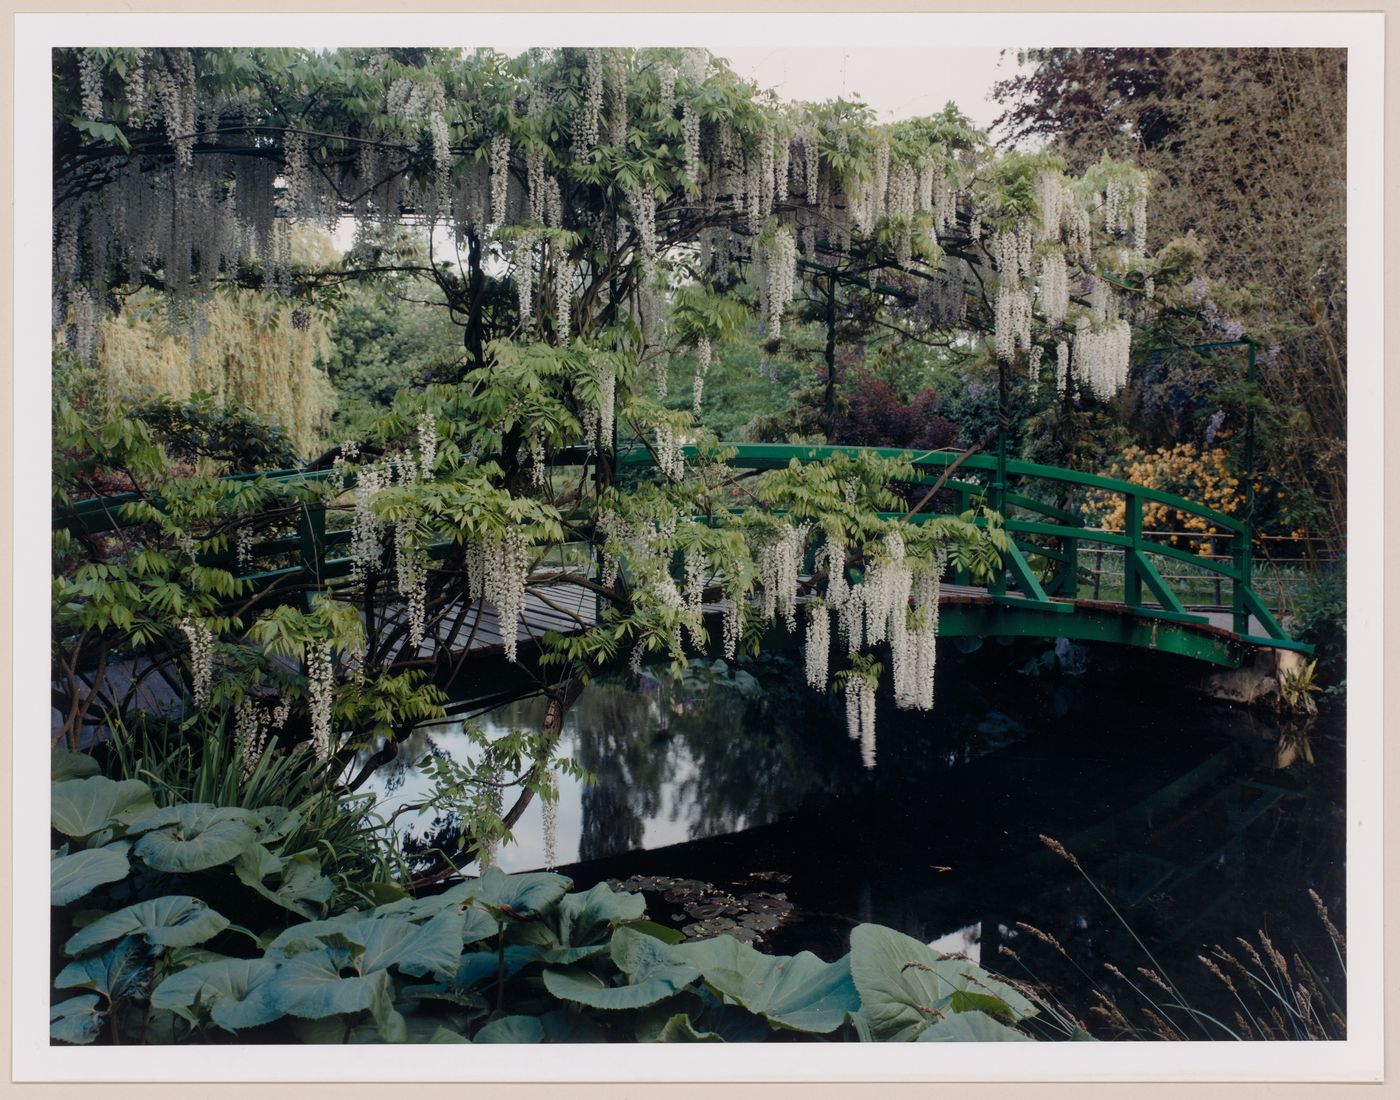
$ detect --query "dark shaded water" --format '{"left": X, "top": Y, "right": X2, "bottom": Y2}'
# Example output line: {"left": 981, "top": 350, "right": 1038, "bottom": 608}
{"left": 366, "top": 639, "right": 1346, "bottom": 1035}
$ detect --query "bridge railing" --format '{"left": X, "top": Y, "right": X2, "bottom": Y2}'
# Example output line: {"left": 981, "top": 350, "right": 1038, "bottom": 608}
{"left": 54, "top": 441, "right": 1304, "bottom": 652}
{"left": 620, "top": 443, "right": 1299, "bottom": 651}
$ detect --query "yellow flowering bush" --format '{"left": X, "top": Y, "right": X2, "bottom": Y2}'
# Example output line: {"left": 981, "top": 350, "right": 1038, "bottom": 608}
{"left": 1086, "top": 443, "right": 1266, "bottom": 554}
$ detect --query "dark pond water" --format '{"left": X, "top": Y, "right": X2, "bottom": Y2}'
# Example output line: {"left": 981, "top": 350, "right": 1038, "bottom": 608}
{"left": 364, "top": 637, "right": 1346, "bottom": 1036}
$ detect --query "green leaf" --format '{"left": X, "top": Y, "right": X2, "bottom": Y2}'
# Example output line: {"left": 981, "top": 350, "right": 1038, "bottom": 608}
{"left": 555, "top": 882, "right": 647, "bottom": 949}
{"left": 132, "top": 806, "right": 258, "bottom": 873}
{"left": 51, "top": 776, "right": 154, "bottom": 840}
{"left": 234, "top": 846, "right": 335, "bottom": 918}
{"left": 65, "top": 896, "right": 231, "bottom": 956}
{"left": 150, "top": 957, "right": 281, "bottom": 1032}
{"left": 50, "top": 995, "right": 104, "bottom": 1044}
{"left": 543, "top": 926, "right": 700, "bottom": 1011}
{"left": 673, "top": 934, "right": 858, "bottom": 1034}
{"left": 916, "top": 1011, "right": 1034, "bottom": 1042}
{"left": 474, "top": 1014, "right": 544, "bottom": 1043}
{"left": 264, "top": 947, "right": 395, "bottom": 1022}
{"left": 358, "top": 907, "right": 466, "bottom": 980}
{"left": 653, "top": 1012, "right": 725, "bottom": 1042}
{"left": 55, "top": 936, "right": 151, "bottom": 1001}
{"left": 52, "top": 747, "right": 101, "bottom": 781}
{"left": 472, "top": 866, "right": 572, "bottom": 918}
{"left": 51, "top": 843, "right": 130, "bottom": 905}
{"left": 848, "top": 924, "right": 1036, "bottom": 1042}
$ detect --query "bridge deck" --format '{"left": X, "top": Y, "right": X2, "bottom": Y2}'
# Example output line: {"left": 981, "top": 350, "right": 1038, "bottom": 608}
{"left": 53, "top": 579, "right": 1271, "bottom": 748}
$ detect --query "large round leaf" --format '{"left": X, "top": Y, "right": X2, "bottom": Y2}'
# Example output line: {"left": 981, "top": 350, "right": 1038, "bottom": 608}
{"left": 673, "top": 933, "right": 859, "bottom": 1034}
{"left": 916, "top": 1011, "right": 1034, "bottom": 1042}
{"left": 543, "top": 926, "right": 700, "bottom": 1011}
{"left": 474, "top": 1015, "right": 544, "bottom": 1043}
{"left": 51, "top": 843, "right": 130, "bottom": 905}
{"left": 555, "top": 881, "right": 647, "bottom": 949}
{"left": 849, "top": 924, "right": 1037, "bottom": 1042}
{"left": 52, "top": 747, "right": 101, "bottom": 781}
{"left": 151, "top": 957, "right": 281, "bottom": 1031}
{"left": 50, "top": 995, "right": 104, "bottom": 1045}
{"left": 264, "top": 946, "right": 403, "bottom": 1039}
{"left": 65, "top": 896, "right": 230, "bottom": 956}
{"left": 133, "top": 806, "right": 257, "bottom": 873}
{"left": 51, "top": 776, "right": 154, "bottom": 841}
{"left": 472, "top": 867, "right": 572, "bottom": 918}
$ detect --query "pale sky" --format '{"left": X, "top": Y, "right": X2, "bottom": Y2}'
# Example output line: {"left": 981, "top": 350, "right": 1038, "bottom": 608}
{"left": 722, "top": 48, "right": 1022, "bottom": 132}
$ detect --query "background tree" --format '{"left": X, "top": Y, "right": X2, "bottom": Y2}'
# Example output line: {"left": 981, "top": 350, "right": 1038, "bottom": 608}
{"left": 993, "top": 48, "right": 1347, "bottom": 559}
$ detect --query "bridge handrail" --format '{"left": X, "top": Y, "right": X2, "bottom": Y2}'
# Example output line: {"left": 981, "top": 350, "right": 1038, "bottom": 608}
{"left": 53, "top": 439, "right": 1298, "bottom": 648}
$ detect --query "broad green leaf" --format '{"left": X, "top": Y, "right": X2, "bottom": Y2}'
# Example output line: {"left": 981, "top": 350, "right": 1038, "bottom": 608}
{"left": 555, "top": 882, "right": 647, "bottom": 949}
{"left": 50, "top": 995, "right": 104, "bottom": 1044}
{"left": 673, "top": 934, "right": 858, "bottom": 1034}
{"left": 916, "top": 1011, "right": 1034, "bottom": 1042}
{"left": 235, "top": 846, "right": 334, "bottom": 918}
{"left": 150, "top": 957, "right": 281, "bottom": 1031}
{"left": 51, "top": 843, "right": 129, "bottom": 905}
{"left": 474, "top": 1014, "right": 545, "bottom": 1043}
{"left": 264, "top": 947, "right": 395, "bottom": 1023}
{"left": 472, "top": 866, "right": 572, "bottom": 918}
{"left": 266, "top": 912, "right": 373, "bottom": 958}
{"left": 55, "top": 936, "right": 151, "bottom": 1002}
{"left": 455, "top": 945, "right": 543, "bottom": 990}
{"left": 543, "top": 926, "right": 700, "bottom": 1011}
{"left": 52, "top": 747, "right": 101, "bottom": 781}
{"left": 540, "top": 1009, "right": 608, "bottom": 1043}
{"left": 65, "top": 896, "right": 230, "bottom": 956}
{"left": 133, "top": 806, "right": 258, "bottom": 873}
{"left": 357, "top": 907, "right": 465, "bottom": 980}
{"left": 652, "top": 1012, "right": 725, "bottom": 1042}
{"left": 849, "top": 924, "right": 1036, "bottom": 1042}
{"left": 51, "top": 776, "right": 154, "bottom": 840}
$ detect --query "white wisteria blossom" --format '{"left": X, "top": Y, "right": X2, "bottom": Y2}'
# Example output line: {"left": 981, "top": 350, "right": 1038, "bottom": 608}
{"left": 306, "top": 638, "right": 334, "bottom": 759}
{"left": 180, "top": 617, "right": 214, "bottom": 707}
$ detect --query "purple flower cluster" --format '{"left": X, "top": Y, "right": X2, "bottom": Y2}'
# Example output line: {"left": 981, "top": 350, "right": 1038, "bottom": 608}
{"left": 1204, "top": 409, "right": 1226, "bottom": 446}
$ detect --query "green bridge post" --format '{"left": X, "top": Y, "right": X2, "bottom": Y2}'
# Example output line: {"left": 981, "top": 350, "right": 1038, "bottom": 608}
{"left": 297, "top": 503, "right": 326, "bottom": 612}
{"left": 1123, "top": 492, "right": 1143, "bottom": 610}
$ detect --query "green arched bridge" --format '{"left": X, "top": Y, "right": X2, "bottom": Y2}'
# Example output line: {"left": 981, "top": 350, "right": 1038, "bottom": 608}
{"left": 54, "top": 441, "right": 1309, "bottom": 736}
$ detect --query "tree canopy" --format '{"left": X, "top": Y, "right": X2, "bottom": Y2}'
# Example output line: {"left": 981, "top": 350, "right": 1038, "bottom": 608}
{"left": 53, "top": 45, "right": 1233, "bottom": 871}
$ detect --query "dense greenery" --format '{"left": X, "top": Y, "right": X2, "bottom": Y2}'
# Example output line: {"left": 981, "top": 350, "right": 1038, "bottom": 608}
{"left": 47, "top": 43, "right": 1345, "bottom": 1049}
{"left": 51, "top": 744, "right": 1058, "bottom": 1045}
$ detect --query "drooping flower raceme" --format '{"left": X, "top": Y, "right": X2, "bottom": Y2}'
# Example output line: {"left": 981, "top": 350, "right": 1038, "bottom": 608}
{"left": 180, "top": 617, "right": 214, "bottom": 708}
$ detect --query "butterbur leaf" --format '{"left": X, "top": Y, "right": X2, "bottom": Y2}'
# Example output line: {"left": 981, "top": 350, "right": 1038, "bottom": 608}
{"left": 51, "top": 777, "right": 154, "bottom": 841}
{"left": 652, "top": 1012, "right": 725, "bottom": 1042}
{"left": 52, "top": 747, "right": 101, "bottom": 781}
{"left": 849, "top": 924, "right": 1036, "bottom": 1042}
{"left": 540, "top": 1009, "right": 608, "bottom": 1043}
{"left": 543, "top": 926, "right": 700, "bottom": 1011}
{"left": 150, "top": 957, "right": 281, "bottom": 1031}
{"left": 916, "top": 1012, "right": 1033, "bottom": 1042}
{"left": 264, "top": 947, "right": 396, "bottom": 1023}
{"left": 555, "top": 882, "right": 647, "bottom": 948}
{"left": 51, "top": 843, "right": 130, "bottom": 905}
{"left": 132, "top": 806, "right": 258, "bottom": 873}
{"left": 455, "top": 946, "right": 542, "bottom": 990}
{"left": 235, "top": 846, "right": 334, "bottom": 919}
{"left": 65, "top": 896, "right": 230, "bottom": 956}
{"left": 55, "top": 936, "right": 152, "bottom": 1002}
{"left": 357, "top": 908, "right": 465, "bottom": 980}
{"left": 50, "top": 995, "right": 104, "bottom": 1045}
{"left": 472, "top": 867, "right": 572, "bottom": 918}
{"left": 474, "top": 1014, "right": 544, "bottom": 1043}
{"left": 673, "top": 934, "right": 858, "bottom": 1034}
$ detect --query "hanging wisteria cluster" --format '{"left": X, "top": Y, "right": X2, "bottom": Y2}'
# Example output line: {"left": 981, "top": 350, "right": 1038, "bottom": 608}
{"left": 235, "top": 695, "right": 290, "bottom": 782}
{"left": 466, "top": 528, "right": 530, "bottom": 663}
{"left": 179, "top": 616, "right": 214, "bottom": 707}
{"left": 306, "top": 638, "right": 335, "bottom": 760}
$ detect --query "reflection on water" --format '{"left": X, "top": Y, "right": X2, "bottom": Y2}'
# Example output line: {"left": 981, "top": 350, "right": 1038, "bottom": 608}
{"left": 362, "top": 641, "right": 1345, "bottom": 1027}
